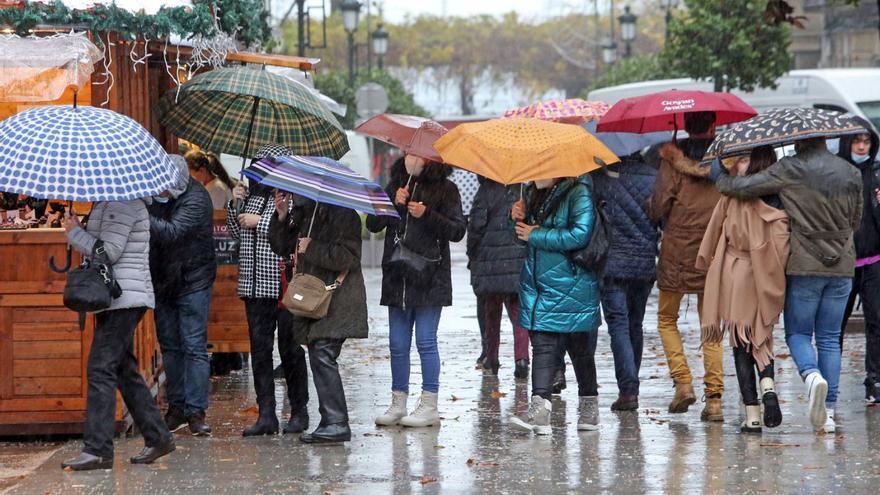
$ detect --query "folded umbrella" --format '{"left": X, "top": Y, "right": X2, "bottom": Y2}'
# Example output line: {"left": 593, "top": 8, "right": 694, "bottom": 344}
{"left": 702, "top": 107, "right": 869, "bottom": 164}
{"left": 596, "top": 89, "right": 757, "bottom": 134}
{"left": 243, "top": 155, "right": 399, "bottom": 218}
{"left": 355, "top": 114, "right": 448, "bottom": 162}
{"left": 433, "top": 118, "right": 619, "bottom": 185}
{"left": 503, "top": 98, "right": 610, "bottom": 125}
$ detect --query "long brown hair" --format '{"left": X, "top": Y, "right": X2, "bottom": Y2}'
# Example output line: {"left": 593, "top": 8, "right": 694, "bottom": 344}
{"left": 745, "top": 146, "right": 777, "bottom": 175}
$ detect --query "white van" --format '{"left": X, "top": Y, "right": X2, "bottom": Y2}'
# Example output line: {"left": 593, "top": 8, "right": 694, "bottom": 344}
{"left": 587, "top": 69, "right": 880, "bottom": 131}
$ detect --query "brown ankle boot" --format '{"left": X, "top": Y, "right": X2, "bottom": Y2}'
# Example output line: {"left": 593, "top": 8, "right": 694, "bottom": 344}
{"left": 668, "top": 383, "right": 697, "bottom": 413}
{"left": 701, "top": 395, "right": 724, "bottom": 422}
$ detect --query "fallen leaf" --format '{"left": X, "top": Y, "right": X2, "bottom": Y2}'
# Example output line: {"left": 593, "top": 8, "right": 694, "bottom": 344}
{"left": 777, "top": 353, "right": 791, "bottom": 360}
{"left": 363, "top": 432, "right": 383, "bottom": 437}
{"left": 63, "top": 466, "right": 73, "bottom": 472}
{"left": 490, "top": 390, "right": 507, "bottom": 399}
{"left": 450, "top": 395, "right": 462, "bottom": 402}
{"left": 236, "top": 405, "right": 259, "bottom": 417}
{"left": 434, "top": 445, "right": 445, "bottom": 449}
{"left": 420, "top": 476, "right": 438, "bottom": 485}
{"left": 466, "top": 458, "right": 477, "bottom": 465}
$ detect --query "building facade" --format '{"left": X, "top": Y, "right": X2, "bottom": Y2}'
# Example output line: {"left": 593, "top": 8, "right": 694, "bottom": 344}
{"left": 794, "top": 0, "right": 880, "bottom": 68}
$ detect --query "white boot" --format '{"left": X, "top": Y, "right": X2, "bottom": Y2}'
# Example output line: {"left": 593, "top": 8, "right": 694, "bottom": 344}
{"left": 805, "top": 372, "right": 828, "bottom": 430}
{"left": 375, "top": 391, "right": 408, "bottom": 426}
{"left": 400, "top": 391, "right": 441, "bottom": 427}
{"left": 740, "top": 405, "right": 762, "bottom": 433}
{"left": 823, "top": 409, "right": 836, "bottom": 434}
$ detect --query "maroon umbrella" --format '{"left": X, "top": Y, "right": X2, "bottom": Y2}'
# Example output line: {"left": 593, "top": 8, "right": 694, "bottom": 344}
{"left": 596, "top": 90, "right": 757, "bottom": 134}
{"left": 355, "top": 114, "right": 448, "bottom": 162}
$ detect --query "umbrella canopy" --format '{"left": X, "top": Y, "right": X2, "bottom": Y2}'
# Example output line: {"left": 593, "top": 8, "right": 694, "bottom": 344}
{"left": 582, "top": 121, "right": 672, "bottom": 157}
{"left": 703, "top": 107, "right": 870, "bottom": 163}
{"left": 503, "top": 98, "right": 610, "bottom": 124}
{"left": 355, "top": 114, "right": 448, "bottom": 162}
{"left": 596, "top": 90, "right": 757, "bottom": 133}
{"left": 155, "top": 67, "right": 349, "bottom": 162}
{"left": 243, "top": 155, "right": 399, "bottom": 218}
{"left": 433, "top": 118, "right": 620, "bottom": 185}
{"left": 451, "top": 168, "right": 479, "bottom": 216}
{"left": 0, "top": 105, "right": 179, "bottom": 202}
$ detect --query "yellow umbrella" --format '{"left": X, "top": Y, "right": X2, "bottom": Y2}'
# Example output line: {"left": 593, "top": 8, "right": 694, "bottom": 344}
{"left": 433, "top": 118, "right": 619, "bottom": 185}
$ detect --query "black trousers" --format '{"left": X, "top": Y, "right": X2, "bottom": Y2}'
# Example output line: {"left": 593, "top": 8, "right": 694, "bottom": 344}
{"left": 732, "top": 346, "right": 774, "bottom": 406}
{"left": 307, "top": 339, "right": 348, "bottom": 425}
{"left": 244, "top": 299, "right": 309, "bottom": 413}
{"left": 531, "top": 331, "right": 598, "bottom": 400}
{"left": 84, "top": 307, "right": 170, "bottom": 459}
{"left": 476, "top": 293, "right": 487, "bottom": 360}
{"left": 840, "top": 262, "right": 880, "bottom": 386}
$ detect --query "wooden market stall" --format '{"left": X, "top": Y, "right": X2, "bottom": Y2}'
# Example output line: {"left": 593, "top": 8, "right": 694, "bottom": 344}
{"left": 0, "top": 25, "right": 319, "bottom": 434}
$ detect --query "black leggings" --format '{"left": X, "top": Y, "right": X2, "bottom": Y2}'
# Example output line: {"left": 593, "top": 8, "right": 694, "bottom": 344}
{"left": 733, "top": 346, "right": 774, "bottom": 406}
{"left": 531, "top": 331, "right": 597, "bottom": 400}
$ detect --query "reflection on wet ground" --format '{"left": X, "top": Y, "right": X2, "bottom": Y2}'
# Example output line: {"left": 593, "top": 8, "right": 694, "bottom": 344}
{"left": 5, "top": 261, "right": 880, "bottom": 494}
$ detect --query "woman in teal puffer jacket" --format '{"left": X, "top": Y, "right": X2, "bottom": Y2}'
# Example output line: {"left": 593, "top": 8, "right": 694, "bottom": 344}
{"left": 508, "top": 175, "right": 601, "bottom": 435}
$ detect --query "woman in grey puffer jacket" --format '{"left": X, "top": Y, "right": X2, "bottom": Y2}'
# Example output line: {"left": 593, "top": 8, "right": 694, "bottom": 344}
{"left": 60, "top": 200, "right": 173, "bottom": 471}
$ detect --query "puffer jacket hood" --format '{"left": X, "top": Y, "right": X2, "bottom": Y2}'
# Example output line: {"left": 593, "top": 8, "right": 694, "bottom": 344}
{"left": 167, "top": 155, "right": 191, "bottom": 199}
{"left": 837, "top": 116, "right": 880, "bottom": 260}
{"left": 518, "top": 175, "right": 601, "bottom": 333}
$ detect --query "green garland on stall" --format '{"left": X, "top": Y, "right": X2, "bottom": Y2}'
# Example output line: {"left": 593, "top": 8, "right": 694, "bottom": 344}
{"left": 0, "top": 0, "right": 271, "bottom": 48}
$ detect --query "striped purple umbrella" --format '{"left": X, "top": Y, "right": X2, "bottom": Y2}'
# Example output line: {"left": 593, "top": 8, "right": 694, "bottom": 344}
{"left": 243, "top": 155, "right": 399, "bottom": 218}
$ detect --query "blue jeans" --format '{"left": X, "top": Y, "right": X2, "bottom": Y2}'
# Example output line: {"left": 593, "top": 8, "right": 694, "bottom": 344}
{"left": 601, "top": 279, "right": 653, "bottom": 397}
{"left": 783, "top": 275, "right": 852, "bottom": 408}
{"left": 389, "top": 306, "right": 443, "bottom": 393}
{"left": 155, "top": 287, "right": 213, "bottom": 416}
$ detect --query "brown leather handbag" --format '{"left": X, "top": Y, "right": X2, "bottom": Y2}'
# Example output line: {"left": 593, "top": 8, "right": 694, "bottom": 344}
{"left": 282, "top": 270, "right": 348, "bottom": 320}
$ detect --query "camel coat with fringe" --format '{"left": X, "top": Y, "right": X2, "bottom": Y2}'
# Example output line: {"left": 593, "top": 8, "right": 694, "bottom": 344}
{"left": 696, "top": 196, "right": 790, "bottom": 368}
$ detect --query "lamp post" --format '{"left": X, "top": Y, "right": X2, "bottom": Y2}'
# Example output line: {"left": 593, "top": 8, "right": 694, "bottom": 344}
{"left": 618, "top": 6, "right": 637, "bottom": 58}
{"left": 371, "top": 23, "right": 389, "bottom": 70}
{"left": 341, "top": 0, "right": 362, "bottom": 87}
{"left": 602, "top": 36, "right": 618, "bottom": 66}
{"left": 664, "top": 0, "right": 679, "bottom": 43}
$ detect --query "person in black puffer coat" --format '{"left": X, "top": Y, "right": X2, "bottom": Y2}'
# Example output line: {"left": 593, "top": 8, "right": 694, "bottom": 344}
{"left": 367, "top": 156, "right": 466, "bottom": 428}
{"left": 837, "top": 117, "right": 880, "bottom": 403}
{"left": 591, "top": 153, "right": 659, "bottom": 411}
{"left": 148, "top": 155, "right": 216, "bottom": 436}
{"left": 467, "top": 178, "right": 529, "bottom": 378}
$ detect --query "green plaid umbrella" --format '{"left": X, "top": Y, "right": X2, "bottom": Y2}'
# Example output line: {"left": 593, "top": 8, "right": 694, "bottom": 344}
{"left": 155, "top": 67, "right": 349, "bottom": 165}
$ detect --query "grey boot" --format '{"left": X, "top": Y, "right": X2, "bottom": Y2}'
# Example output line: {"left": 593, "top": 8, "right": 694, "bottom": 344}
{"left": 577, "top": 396, "right": 599, "bottom": 431}
{"left": 375, "top": 391, "right": 408, "bottom": 426}
{"left": 510, "top": 395, "right": 552, "bottom": 435}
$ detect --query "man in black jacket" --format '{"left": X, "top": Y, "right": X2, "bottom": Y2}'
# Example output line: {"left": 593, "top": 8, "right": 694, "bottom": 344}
{"left": 148, "top": 155, "right": 217, "bottom": 436}
{"left": 838, "top": 118, "right": 880, "bottom": 403}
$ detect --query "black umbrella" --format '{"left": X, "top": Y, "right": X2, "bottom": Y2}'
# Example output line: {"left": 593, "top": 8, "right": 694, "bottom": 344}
{"left": 703, "top": 108, "right": 868, "bottom": 163}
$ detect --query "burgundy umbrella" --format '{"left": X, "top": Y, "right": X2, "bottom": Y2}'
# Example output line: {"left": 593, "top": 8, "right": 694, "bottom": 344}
{"left": 355, "top": 114, "right": 448, "bottom": 162}
{"left": 596, "top": 90, "right": 757, "bottom": 134}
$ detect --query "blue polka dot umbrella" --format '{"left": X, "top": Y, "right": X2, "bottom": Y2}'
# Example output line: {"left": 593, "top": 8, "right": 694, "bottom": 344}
{"left": 0, "top": 105, "right": 180, "bottom": 201}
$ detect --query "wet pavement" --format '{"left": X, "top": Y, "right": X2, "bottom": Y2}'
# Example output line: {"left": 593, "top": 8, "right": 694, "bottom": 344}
{"left": 4, "top": 248, "right": 880, "bottom": 494}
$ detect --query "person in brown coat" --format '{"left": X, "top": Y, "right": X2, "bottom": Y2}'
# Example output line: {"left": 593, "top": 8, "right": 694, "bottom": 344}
{"left": 697, "top": 147, "right": 790, "bottom": 433}
{"left": 648, "top": 111, "right": 724, "bottom": 420}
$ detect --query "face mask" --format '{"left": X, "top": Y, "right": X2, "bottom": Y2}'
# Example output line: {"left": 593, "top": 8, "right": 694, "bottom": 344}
{"left": 534, "top": 179, "right": 555, "bottom": 190}
{"left": 852, "top": 152, "right": 871, "bottom": 164}
{"left": 154, "top": 196, "right": 170, "bottom": 203}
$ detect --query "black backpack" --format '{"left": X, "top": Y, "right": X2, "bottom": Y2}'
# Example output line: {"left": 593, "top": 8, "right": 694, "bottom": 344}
{"left": 536, "top": 181, "right": 610, "bottom": 274}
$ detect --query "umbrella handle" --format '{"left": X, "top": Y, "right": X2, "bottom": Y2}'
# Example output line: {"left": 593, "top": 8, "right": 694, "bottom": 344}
{"left": 49, "top": 245, "right": 72, "bottom": 273}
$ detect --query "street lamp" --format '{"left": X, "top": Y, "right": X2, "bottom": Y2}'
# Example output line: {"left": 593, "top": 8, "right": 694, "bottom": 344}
{"left": 602, "top": 36, "right": 618, "bottom": 66}
{"left": 618, "top": 5, "right": 637, "bottom": 58}
{"left": 341, "top": 0, "right": 362, "bottom": 86}
{"left": 664, "top": 0, "right": 679, "bottom": 43}
{"left": 371, "top": 23, "right": 389, "bottom": 70}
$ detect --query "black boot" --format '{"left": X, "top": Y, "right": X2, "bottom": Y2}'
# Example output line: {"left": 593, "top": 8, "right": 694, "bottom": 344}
{"left": 514, "top": 359, "right": 529, "bottom": 380}
{"left": 303, "top": 339, "right": 350, "bottom": 444}
{"left": 187, "top": 411, "right": 212, "bottom": 437}
{"left": 243, "top": 409, "right": 279, "bottom": 437}
{"left": 551, "top": 368, "right": 567, "bottom": 395}
{"left": 300, "top": 423, "right": 351, "bottom": 444}
{"left": 164, "top": 406, "right": 187, "bottom": 433}
{"left": 283, "top": 408, "right": 310, "bottom": 434}
{"left": 483, "top": 358, "right": 500, "bottom": 376}
{"left": 129, "top": 439, "right": 175, "bottom": 464}
{"left": 61, "top": 452, "right": 112, "bottom": 471}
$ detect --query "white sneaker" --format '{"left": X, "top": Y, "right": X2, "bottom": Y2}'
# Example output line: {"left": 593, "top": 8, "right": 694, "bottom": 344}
{"left": 400, "top": 391, "right": 441, "bottom": 428}
{"left": 823, "top": 409, "right": 836, "bottom": 434}
{"left": 510, "top": 395, "right": 552, "bottom": 435}
{"left": 375, "top": 391, "right": 408, "bottom": 426}
{"left": 805, "top": 372, "right": 828, "bottom": 430}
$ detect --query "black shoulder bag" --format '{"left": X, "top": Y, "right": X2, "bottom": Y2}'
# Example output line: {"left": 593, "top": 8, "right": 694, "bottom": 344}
{"left": 388, "top": 182, "right": 442, "bottom": 272}
{"left": 63, "top": 240, "right": 123, "bottom": 314}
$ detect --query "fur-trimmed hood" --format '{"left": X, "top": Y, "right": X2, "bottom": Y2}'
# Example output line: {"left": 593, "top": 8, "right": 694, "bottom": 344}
{"left": 659, "top": 142, "right": 711, "bottom": 179}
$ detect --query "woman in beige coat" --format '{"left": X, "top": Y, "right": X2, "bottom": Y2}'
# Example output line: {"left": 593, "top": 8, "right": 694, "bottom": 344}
{"left": 697, "top": 146, "right": 790, "bottom": 433}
